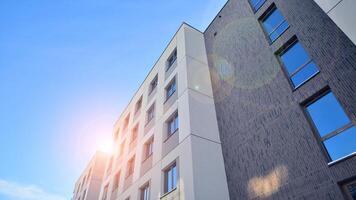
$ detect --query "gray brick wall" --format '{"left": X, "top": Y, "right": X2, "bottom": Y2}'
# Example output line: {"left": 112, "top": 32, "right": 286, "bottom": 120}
{"left": 204, "top": 0, "right": 356, "bottom": 199}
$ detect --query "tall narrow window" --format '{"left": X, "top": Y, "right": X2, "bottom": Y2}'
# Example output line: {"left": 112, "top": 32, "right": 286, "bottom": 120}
{"left": 135, "top": 96, "right": 143, "bottom": 113}
{"left": 119, "top": 140, "right": 125, "bottom": 157}
{"left": 166, "top": 49, "right": 177, "bottom": 71}
{"left": 164, "top": 162, "right": 177, "bottom": 193}
{"left": 140, "top": 183, "right": 150, "bottom": 200}
{"left": 149, "top": 75, "right": 158, "bottom": 95}
{"left": 144, "top": 137, "right": 154, "bottom": 160}
{"left": 126, "top": 156, "right": 135, "bottom": 177}
{"left": 112, "top": 171, "right": 120, "bottom": 192}
{"left": 123, "top": 115, "right": 130, "bottom": 131}
{"left": 343, "top": 181, "right": 356, "bottom": 200}
{"left": 261, "top": 6, "right": 289, "bottom": 42}
{"left": 146, "top": 104, "right": 155, "bottom": 124}
{"left": 102, "top": 184, "right": 109, "bottom": 200}
{"left": 166, "top": 78, "right": 176, "bottom": 100}
{"left": 131, "top": 125, "right": 138, "bottom": 143}
{"left": 279, "top": 39, "right": 319, "bottom": 88}
{"left": 306, "top": 91, "right": 355, "bottom": 161}
{"left": 167, "top": 112, "right": 179, "bottom": 136}
{"left": 249, "top": 0, "right": 266, "bottom": 12}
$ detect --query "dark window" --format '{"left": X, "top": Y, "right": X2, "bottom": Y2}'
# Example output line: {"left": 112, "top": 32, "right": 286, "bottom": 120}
{"left": 166, "top": 49, "right": 177, "bottom": 71}
{"left": 249, "top": 0, "right": 266, "bottom": 12}
{"left": 306, "top": 91, "right": 355, "bottom": 161}
{"left": 166, "top": 79, "right": 176, "bottom": 100}
{"left": 149, "top": 75, "right": 158, "bottom": 95}
{"left": 140, "top": 183, "right": 150, "bottom": 200}
{"left": 167, "top": 113, "right": 179, "bottom": 136}
{"left": 261, "top": 6, "right": 289, "bottom": 42}
{"left": 135, "top": 96, "right": 143, "bottom": 113}
{"left": 126, "top": 156, "right": 135, "bottom": 177}
{"left": 344, "top": 181, "right": 356, "bottom": 200}
{"left": 146, "top": 104, "right": 155, "bottom": 124}
{"left": 279, "top": 40, "right": 319, "bottom": 88}
{"left": 164, "top": 162, "right": 177, "bottom": 193}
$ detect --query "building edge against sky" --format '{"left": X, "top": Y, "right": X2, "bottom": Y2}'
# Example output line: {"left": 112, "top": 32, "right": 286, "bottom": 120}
{"left": 73, "top": 0, "right": 356, "bottom": 199}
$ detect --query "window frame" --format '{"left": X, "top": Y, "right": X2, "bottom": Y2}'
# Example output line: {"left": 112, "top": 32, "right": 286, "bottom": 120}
{"left": 148, "top": 75, "right": 158, "bottom": 95}
{"left": 140, "top": 182, "right": 150, "bottom": 200}
{"left": 146, "top": 103, "right": 155, "bottom": 124}
{"left": 166, "top": 48, "right": 177, "bottom": 72}
{"left": 259, "top": 4, "right": 290, "bottom": 43}
{"left": 112, "top": 171, "right": 120, "bottom": 192}
{"left": 163, "top": 162, "right": 177, "bottom": 194}
{"left": 249, "top": 0, "right": 266, "bottom": 12}
{"left": 135, "top": 96, "right": 143, "bottom": 114}
{"left": 165, "top": 77, "right": 177, "bottom": 101}
{"left": 126, "top": 156, "right": 135, "bottom": 178}
{"left": 143, "top": 137, "right": 154, "bottom": 161}
{"left": 167, "top": 112, "right": 179, "bottom": 137}
{"left": 130, "top": 124, "right": 139, "bottom": 144}
{"left": 276, "top": 36, "right": 320, "bottom": 89}
{"left": 303, "top": 89, "right": 355, "bottom": 162}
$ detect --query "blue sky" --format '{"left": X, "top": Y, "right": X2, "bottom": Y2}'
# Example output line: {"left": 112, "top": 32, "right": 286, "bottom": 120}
{"left": 0, "top": 0, "right": 227, "bottom": 199}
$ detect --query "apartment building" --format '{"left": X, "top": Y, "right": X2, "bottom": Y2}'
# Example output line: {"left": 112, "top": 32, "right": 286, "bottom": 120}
{"left": 97, "top": 23, "right": 229, "bottom": 200}
{"left": 73, "top": 151, "right": 108, "bottom": 200}
{"left": 204, "top": 0, "right": 356, "bottom": 199}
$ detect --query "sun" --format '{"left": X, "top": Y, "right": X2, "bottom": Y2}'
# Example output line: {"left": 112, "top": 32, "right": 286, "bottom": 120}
{"left": 98, "top": 139, "right": 113, "bottom": 155}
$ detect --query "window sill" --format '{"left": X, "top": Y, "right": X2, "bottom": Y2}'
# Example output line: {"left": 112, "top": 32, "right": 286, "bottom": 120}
{"left": 141, "top": 154, "right": 153, "bottom": 163}
{"left": 328, "top": 152, "right": 356, "bottom": 167}
{"left": 160, "top": 187, "right": 177, "bottom": 199}
{"left": 164, "top": 129, "right": 179, "bottom": 143}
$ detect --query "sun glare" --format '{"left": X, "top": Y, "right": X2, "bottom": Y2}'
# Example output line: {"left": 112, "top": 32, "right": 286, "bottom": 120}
{"left": 98, "top": 139, "right": 113, "bottom": 155}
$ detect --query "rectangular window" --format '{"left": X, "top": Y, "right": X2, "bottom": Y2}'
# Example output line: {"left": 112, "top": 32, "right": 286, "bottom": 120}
{"left": 343, "top": 181, "right": 356, "bottom": 200}
{"left": 140, "top": 183, "right": 150, "bottom": 200}
{"left": 146, "top": 104, "right": 155, "bottom": 124}
{"left": 167, "top": 112, "right": 179, "bottom": 136}
{"left": 102, "top": 184, "right": 109, "bottom": 200}
{"left": 131, "top": 125, "right": 138, "bottom": 143}
{"left": 126, "top": 156, "right": 135, "bottom": 177}
{"left": 149, "top": 75, "right": 158, "bottom": 95}
{"left": 166, "top": 78, "right": 176, "bottom": 100}
{"left": 249, "top": 0, "right": 266, "bottom": 12}
{"left": 306, "top": 91, "right": 355, "bottom": 161}
{"left": 166, "top": 49, "right": 177, "bottom": 71}
{"left": 113, "top": 171, "right": 120, "bottom": 191}
{"left": 144, "top": 137, "right": 154, "bottom": 160}
{"left": 135, "top": 96, "right": 143, "bottom": 113}
{"left": 164, "top": 162, "right": 177, "bottom": 193}
{"left": 279, "top": 39, "right": 319, "bottom": 88}
{"left": 123, "top": 115, "right": 130, "bottom": 131}
{"left": 261, "top": 6, "right": 289, "bottom": 42}
{"left": 119, "top": 140, "right": 125, "bottom": 157}
{"left": 82, "top": 190, "right": 86, "bottom": 200}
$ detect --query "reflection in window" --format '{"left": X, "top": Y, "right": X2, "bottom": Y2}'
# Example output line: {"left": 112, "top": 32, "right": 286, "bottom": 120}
{"left": 166, "top": 79, "right": 176, "bottom": 100}
{"left": 306, "top": 91, "right": 355, "bottom": 161}
{"left": 164, "top": 162, "right": 177, "bottom": 193}
{"left": 140, "top": 183, "right": 150, "bottom": 200}
{"left": 261, "top": 7, "right": 289, "bottom": 42}
{"left": 249, "top": 0, "right": 266, "bottom": 12}
{"left": 279, "top": 40, "right": 319, "bottom": 88}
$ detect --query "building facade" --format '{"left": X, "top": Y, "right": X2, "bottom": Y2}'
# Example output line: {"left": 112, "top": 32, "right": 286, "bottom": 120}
{"left": 73, "top": 151, "right": 109, "bottom": 200}
{"left": 74, "top": 0, "right": 356, "bottom": 199}
{"left": 204, "top": 0, "right": 356, "bottom": 199}
{"left": 97, "top": 24, "right": 229, "bottom": 200}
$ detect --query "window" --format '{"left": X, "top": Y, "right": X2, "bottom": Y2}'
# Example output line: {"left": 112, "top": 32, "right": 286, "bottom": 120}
{"left": 143, "top": 138, "right": 154, "bottom": 160}
{"left": 166, "top": 78, "right": 176, "bottom": 100}
{"left": 306, "top": 91, "right": 355, "bottom": 161}
{"left": 166, "top": 49, "right": 177, "bottom": 71}
{"left": 82, "top": 190, "right": 86, "bottom": 200}
{"left": 164, "top": 162, "right": 177, "bottom": 193}
{"left": 146, "top": 104, "right": 155, "bottom": 124}
{"left": 261, "top": 6, "right": 289, "bottom": 42}
{"left": 279, "top": 39, "right": 319, "bottom": 88}
{"left": 119, "top": 140, "right": 125, "bottom": 157}
{"left": 123, "top": 115, "right": 130, "bottom": 131}
{"left": 140, "top": 183, "right": 150, "bottom": 200}
{"left": 106, "top": 156, "right": 113, "bottom": 175}
{"left": 102, "top": 184, "right": 109, "bottom": 200}
{"left": 167, "top": 112, "right": 179, "bottom": 136}
{"left": 131, "top": 125, "right": 138, "bottom": 143}
{"left": 149, "top": 75, "right": 158, "bottom": 95}
{"left": 126, "top": 156, "right": 135, "bottom": 177}
{"left": 135, "top": 96, "right": 143, "bottom": 113}
{"left": 343, "top": 181, "right": 356, "bottom": 200}
{"left": 249, "top": 0, "right": 266, "bottom": 12}
{"left": 112, "top": 171, "right": 120, "bottom": 192}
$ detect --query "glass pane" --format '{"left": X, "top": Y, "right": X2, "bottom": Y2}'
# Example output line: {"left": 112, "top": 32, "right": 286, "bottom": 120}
{"left": 346, "top": 182, "right": 356, "bottom": 200}
{"left": 307, "top": 92, "right": 350, "bottom": 137}
{"left": 324, "top": 126, "right": 356, "bottom": 161}
{"left": 290, "top": 61, "right": 319, "bottom": 87}
{"left": 263, "top": 9, "right": 286, "bottom": 35}
{"left": 172, "top": 165, "right": 177, "bottom": 189}
{"left": 250, "top": 0, "right": 266, "bottom": 11}
{"left": 269, "top": 20, "right": 289, "bottom": 42}
{"left": 167, "top": 170, "right": 172, "bottom": 191}
{"left": 281, "top": 42, "right": 310, "bottom": 74}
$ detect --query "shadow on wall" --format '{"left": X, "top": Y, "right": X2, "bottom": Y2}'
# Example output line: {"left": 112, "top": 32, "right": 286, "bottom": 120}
{"left": 247, "top": 165, "right": 288, "bottom": 198}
